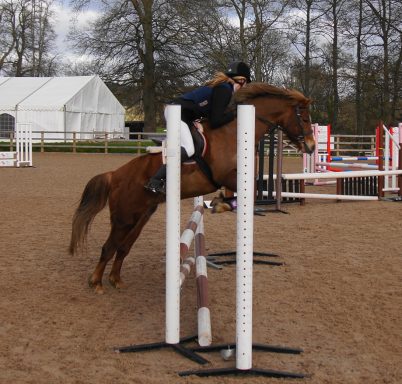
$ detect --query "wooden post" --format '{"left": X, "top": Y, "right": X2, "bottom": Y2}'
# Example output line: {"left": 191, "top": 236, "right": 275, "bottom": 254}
{"left": 105, "top": 133, "right": 108, "bottom": 154}
{"left": 73, "top": 132, "right": 77, "bottom": 153}
{"left": 336, "top": 178, "right": 343, "bottom": 203}
{"left": 299, "top": 179, "right": 305, "bottom": 206}
{"left": 137, "top": 133, "right": 141, "bottom": 155}
{"left": 335, "top": 136, "right": 340, "bottom": 156}
{"left": 275, "top": 129, "right": 283, "bottom": 210}
{"left": 371, "top": 136, "right": 376, "bottom": 156}
{"left": 256, "top": 137, "right": 265, "bottom": 201}
{"left": 40, "top": 132, "right": 44, "bottom": 153}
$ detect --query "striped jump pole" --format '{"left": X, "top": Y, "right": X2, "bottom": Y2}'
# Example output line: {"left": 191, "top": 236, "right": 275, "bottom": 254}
{"left": 194, "top": 197, "right": 211, "bottom": 347}
{"left": 179, "top": 204, "right": 204, "bottom": 286}
{"left": 178, "top": 198, "right": 211, "bottom": 347}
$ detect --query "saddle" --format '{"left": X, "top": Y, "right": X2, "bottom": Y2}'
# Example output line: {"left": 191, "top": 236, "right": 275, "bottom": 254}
{"left": 187, "top": 121, "right": 207, "bottom": 161}
{"left": 149, "top": 121, "right": 220, "bottom": 189}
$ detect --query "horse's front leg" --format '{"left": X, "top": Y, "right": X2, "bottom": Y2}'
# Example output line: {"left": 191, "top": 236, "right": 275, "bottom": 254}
{"left": 210, "top": 169, "right": 238, "bottom": 213}
{"left": 223, "top": 168, "right": 237, "bottom": 193}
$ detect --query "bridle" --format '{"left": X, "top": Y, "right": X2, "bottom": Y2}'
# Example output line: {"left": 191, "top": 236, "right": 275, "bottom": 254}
{"left": 294, "top": 105, "right": 313, "bottom": 141}
{"left": 256, "top": 104, "right": 312, "bottom": 146}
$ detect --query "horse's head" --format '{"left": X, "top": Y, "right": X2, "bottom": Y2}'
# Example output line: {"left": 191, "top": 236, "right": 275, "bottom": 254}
{"left": 234, "top": 83, "right": 315, "bottom": 154}
{"left": 281, "top": 99, "right": 315, "bottom": 154}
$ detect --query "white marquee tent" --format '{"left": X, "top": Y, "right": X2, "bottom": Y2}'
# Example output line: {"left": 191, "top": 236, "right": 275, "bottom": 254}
{"left": 0, "top": 75, "right": 126, "bottom": 141}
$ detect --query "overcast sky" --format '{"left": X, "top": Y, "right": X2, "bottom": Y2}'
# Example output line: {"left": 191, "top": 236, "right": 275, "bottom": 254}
{"left": 52, "top": 1, "right": 100, "bottom": 59}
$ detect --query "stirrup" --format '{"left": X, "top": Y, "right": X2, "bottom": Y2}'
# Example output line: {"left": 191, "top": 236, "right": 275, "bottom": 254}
{"left": 144, "top": 178, "right": 166, "bottom": 195}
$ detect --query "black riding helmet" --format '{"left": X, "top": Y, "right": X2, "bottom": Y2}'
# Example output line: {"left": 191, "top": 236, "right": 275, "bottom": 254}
{"left": 225, "top": 61, "right": 251, "bottom": 83}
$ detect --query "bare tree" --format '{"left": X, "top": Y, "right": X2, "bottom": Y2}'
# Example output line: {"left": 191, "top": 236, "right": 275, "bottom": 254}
{"left": 287, "top": 0, "right": 325, "bottom": 97}
{"left": 0, "top": 0, "right": 57, "bottom": 76}
{"left": 0, "top": 1, "right": 16, "bottom": 72}
{"left": 318, "top": 0, "right": 350, "bottom": 131}
{"left": 70, "top": 0, "right": 210, "bottom": 131}
{"left": 363, "top": 0, "right": 402, "bottom": 124}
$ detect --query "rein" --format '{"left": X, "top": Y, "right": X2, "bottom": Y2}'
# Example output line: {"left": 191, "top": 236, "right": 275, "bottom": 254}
{"left": 256, "top": 115, "right": 280, "bottom": 135}
{"left": 257, "top": 105, "right": 312, "bottom": 143}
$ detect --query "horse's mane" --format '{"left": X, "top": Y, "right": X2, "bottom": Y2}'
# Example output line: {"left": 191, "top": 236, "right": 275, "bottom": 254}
{"left": 234, "top": 82, "right": 310, "bottom": 105}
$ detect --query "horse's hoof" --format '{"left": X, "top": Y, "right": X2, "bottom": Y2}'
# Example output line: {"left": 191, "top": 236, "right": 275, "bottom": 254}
{"left": 94, "top": 285, "right": 105, "bottom": 294}
{"left": 210, "top": 193, "right": 236, "bottom": 213}
{"left": 211, "top": 203, "right": 232, "bottom": 213}
{"left": 88, "top": 276, "right": 104, "bottom": 294}
{"left": 109, "top": 278, "right": 126, "bottom": 289}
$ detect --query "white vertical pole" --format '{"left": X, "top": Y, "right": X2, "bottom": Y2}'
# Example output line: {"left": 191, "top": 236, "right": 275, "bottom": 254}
{"left": 28, "top": 123, "right": 33, "bottom": 166}
{"left": 391, "top": 127, "right": 399, "bottom": 188}
{"left": 165, "top": 105, "right": 181, "bottom": 345}
{"left": 384, "top": 128, "right": 390, "bottom": 189}
{"left": 16, "top": 123, "right": 21, "bottom": 167}
{"left": 236, "top": 105, "right": 255, "bottom": 370}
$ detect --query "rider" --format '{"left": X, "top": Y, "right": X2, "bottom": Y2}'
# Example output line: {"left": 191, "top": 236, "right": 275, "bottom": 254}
{"left": 145, "top": 61, "right": 251, "bottom": 194}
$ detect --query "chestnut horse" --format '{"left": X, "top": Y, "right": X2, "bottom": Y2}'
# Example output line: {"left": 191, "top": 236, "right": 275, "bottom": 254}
{"left": 69, "top": 83, "right": 315, "bottom": 294}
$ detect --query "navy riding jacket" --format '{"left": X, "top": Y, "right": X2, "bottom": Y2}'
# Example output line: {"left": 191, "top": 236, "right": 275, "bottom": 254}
{"left": 176, "top": 82, "right": 235, "bottom": 129}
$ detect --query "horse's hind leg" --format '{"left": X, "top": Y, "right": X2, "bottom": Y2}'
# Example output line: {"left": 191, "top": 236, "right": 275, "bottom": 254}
{"left": 109, "top": 207, "right": 157, "bottom": 289}
{"left": 89, "top": 225, "right": 131, "bottom": 294}
{"left": 89, "top": 236, "right": 117, "bottom": 294}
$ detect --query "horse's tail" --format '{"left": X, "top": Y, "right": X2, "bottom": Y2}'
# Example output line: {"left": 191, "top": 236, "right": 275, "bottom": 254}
{"left": 69, "top": 172, "right": 112, "bottom": 255}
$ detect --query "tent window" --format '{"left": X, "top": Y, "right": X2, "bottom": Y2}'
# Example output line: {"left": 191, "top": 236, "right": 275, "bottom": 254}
{"left": 0, "top": 113, "right": 15, "bottom": 138}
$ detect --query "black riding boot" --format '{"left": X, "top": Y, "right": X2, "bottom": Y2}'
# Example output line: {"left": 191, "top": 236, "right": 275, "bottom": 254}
{"left": 144, "top": 147, "right": 190, "bottom": 194}
{"left": 144, "top": 164, "right": 167, "bottom": 194}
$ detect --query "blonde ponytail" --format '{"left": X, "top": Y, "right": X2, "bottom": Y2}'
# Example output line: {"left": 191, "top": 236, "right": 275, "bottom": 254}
{"left": 205, "top": 72, "right": 235, "bottom": 87}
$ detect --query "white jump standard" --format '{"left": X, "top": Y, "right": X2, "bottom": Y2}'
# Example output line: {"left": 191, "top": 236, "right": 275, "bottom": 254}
{"left": 180, "top": 105, "right": 305, "bottom": 379}
{"left": 0, "top": 123, "right": 33, "bottom": 167}
{"left": 115, "top": 105, "right": 210, "bottom": 364}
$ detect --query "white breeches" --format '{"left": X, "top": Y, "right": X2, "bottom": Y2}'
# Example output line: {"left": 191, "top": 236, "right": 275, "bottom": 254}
{"left": 179, "top": 121, "right": 195, "bottom": 157}
{"left": 164, "top": 108, "right": 195, "bottom": 158}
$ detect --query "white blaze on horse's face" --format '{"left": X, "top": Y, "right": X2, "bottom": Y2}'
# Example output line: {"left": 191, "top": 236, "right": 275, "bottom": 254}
{"left": 303, "top": 129, "right": 315, "bottom": 154}
{"left": 295, "top": 105, "right": 315, "bottom": 155}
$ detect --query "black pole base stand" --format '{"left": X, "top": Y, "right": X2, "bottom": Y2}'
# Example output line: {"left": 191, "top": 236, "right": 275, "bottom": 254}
{"left": 208, "top": 250, "right": 284, "bottom": 266}
{"left": 180, "top": 366, "right": 306, "bottom": 379}
{"left": 255, "top": 200, "right": 291, "bottom": 214}
{"left": 114, "top": 335, "right": 209, "bottom": 365}
{"left": 179, "top": 343, "right": 306, "bottom": 378}
{"left": 380, "top": 196, "right": 402, "bottom": 202}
